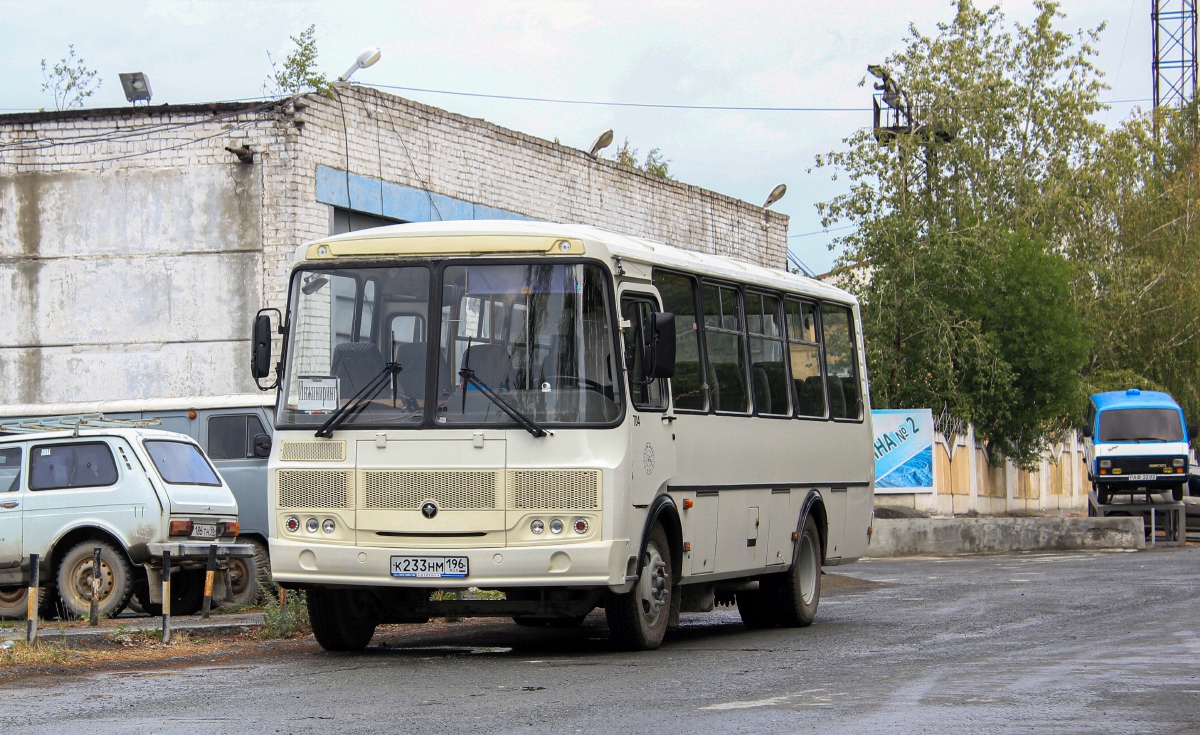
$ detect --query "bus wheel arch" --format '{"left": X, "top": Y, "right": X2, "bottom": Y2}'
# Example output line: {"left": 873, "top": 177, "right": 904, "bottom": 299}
{"left": 801, "top": 491, "right": 829, "bottom": 564}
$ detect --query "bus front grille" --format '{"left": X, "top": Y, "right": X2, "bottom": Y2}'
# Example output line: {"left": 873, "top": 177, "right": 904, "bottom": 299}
{"left": 277, "top": 470, "right": 353, "bottom": 509}
{"left": 508, "top": 470, "right": 601, "bottom": 510}
{"left": 360, "top": 470, "right": 502, "bottom": 510}
{"left": 280, "top": 440, "right": 347, "bottom": 461}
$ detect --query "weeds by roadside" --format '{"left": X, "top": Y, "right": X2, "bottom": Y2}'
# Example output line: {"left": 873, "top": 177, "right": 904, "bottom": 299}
{"left": 258, "top": 585, "right": 309, "bottom": 639}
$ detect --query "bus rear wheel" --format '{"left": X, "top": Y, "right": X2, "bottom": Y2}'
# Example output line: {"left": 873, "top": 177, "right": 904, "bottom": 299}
{"left": 605, "top": 523, "right": 673, "bottom": 651}
{"left": 738, "top": 514, "right": 822, "bottom": 629}
{"left": 308, "top": 588, "right": 379, "bottom": 652}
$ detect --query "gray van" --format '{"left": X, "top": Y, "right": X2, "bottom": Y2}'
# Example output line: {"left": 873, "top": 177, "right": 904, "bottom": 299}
{"left": 0, "top": 395, "right": 273, "bottom": 608}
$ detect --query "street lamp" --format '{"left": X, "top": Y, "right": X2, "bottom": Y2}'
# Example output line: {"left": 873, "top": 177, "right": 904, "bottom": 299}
{"left": 337, "top": 46, "right": 382, "bottom": 82}
{"left": 763, "top": 184, "right": 787, "bottom": 209}
{"left": 588, "top": 129, "right": 614, "bottom": 157}
{"left": 118, "top": 72, "right": 153, "bottom": 104}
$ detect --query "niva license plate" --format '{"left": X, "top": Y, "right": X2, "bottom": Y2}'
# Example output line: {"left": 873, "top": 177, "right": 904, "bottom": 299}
{"left": 390, "top": 556, "right": 469, "bottom": 578}
{"left": 191, "top": 523, "right": 218, "bottom": 539}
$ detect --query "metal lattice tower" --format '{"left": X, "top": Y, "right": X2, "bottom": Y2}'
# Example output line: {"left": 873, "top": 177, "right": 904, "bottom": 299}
{"left": 1153, "top": 0, "right": 1199, "bottom": 108}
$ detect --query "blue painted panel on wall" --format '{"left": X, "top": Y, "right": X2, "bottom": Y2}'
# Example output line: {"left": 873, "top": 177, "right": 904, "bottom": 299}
{"left": 316, "top": 165, "right": 533, "bottom": 223}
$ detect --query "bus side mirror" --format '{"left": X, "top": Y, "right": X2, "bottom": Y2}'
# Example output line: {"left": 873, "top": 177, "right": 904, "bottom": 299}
{"left": 251, "top": 313, "right": 273, "bottom": 380}
{"left": 252, "top": 433, "right": 272, "bottom": 458}
{"left": 641, "top": 311, "right": 676, "bottom": 380}
{"left": 1081, "top": 425, "right": 1093, "bottom": 439}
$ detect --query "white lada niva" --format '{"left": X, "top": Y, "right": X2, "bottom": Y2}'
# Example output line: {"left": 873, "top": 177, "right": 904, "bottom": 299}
{"left": 0, "top": 422, "right": 253, "bottom": 619}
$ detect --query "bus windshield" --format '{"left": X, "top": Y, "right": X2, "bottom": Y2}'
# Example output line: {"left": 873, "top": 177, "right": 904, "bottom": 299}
{"left": 277, "top": 262, "right": 621, "bottom": 428}
{"left": 1097, "top": 408, "right": 1184, "bottom": 442}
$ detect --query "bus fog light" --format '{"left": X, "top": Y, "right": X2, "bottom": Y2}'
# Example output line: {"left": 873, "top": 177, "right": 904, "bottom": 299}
{"left": 285, "top": 516, "right": 300, "bottom": 533}
{"left": 550, "top": 519, "right": 564, "bottom": 534}
{"left": 573, "top": 518, "right": 589, "bottom": 534}
{"left": 305, "top": 518, "right": 319, "bottom": 533}
{"left": 1174, "top": 458, "right": 1185, "bottom": 467}
{"left": 1100, "top": 460, "right": 1111, "bottom": 468}
{"left": 530, "top": 519, "right": 545, "bottom": 535}
{"left": 322, "top": 519, "right": 336, "bottom": 534}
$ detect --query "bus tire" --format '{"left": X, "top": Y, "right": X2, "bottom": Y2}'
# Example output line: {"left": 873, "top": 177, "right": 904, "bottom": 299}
{"left": 735, "top": 587, "right": 778, "bottom": 629}
{"left": 774, "top": 514, "right": 822, "bottom": 627}
{"left": 605, "top": 523, "right": 673, "bottom": 651}
{"left": 55, "top": 540, "right": 134, "bottom": 620}
{"left": 308, "top": 588, "right": 379, "bottom": 652}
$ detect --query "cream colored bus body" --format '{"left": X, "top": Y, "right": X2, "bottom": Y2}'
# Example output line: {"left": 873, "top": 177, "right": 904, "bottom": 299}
{"left": 267, "top": 221, "right": 874, "bottom": 598}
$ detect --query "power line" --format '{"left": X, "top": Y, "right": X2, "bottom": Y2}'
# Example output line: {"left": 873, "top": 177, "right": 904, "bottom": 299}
{"left": 788, "top": 224, "right": 855, "bottom": 239}
{"left": 363, "top": 83, "right": 1155, "bottom": 113}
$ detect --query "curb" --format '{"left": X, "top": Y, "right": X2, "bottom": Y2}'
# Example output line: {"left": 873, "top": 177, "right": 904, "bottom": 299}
{"left": 864, "top": 517, "right": 1146, "bottom": 558}
{"left": 0, "top": 613, "right": 265, "bottom": 646}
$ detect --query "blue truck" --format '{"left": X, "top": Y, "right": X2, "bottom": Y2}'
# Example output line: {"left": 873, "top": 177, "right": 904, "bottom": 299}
{"left": 1083, "top": 389, "right": 1195, "bottom": 505}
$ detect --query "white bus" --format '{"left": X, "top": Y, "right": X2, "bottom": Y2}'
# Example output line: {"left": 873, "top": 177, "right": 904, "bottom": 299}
{"left": 252, "top": 221, "right": 874, "bottom": 651}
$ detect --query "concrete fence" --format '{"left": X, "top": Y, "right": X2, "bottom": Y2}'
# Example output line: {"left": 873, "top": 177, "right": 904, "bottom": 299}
{"left": 877, "top": 424, "right": 1090, "bottom": 516}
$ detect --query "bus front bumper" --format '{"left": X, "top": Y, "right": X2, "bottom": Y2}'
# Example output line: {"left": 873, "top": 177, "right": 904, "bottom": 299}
{"left": 269, "top": 537, "right": 633, "bottom": 590}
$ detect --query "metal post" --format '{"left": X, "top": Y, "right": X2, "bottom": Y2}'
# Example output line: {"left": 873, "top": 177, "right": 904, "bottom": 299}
{"left": 90, "top": 546, "right": 101, "bottom": 626}
{"left": 200, "top": 545, "right": 217, "bottom": 619}
{"left": 161, "top": 550, "right": 172, "bottom": 644}
{"left": 26, "top": 553, "right": 39, "bottom": 645}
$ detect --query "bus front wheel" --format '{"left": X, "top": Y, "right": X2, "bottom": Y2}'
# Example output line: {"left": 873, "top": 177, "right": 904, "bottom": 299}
{"left": 605, "top": 523, "right": 673, "bottom": 651}
{"left": 308, "top": 588, "right": 379, "bottom": 652}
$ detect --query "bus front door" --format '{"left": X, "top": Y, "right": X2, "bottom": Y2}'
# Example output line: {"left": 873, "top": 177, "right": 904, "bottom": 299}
{"left": 619, "top": 287, "right": 677, "bottom": 507}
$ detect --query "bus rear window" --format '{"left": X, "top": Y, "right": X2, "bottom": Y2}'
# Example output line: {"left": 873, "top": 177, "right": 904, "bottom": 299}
{"left": 145, "top": 441, "right": 222, "bottom": 486}
{"left": 1097, "top": 409, "right": 1184, "bottom": 442}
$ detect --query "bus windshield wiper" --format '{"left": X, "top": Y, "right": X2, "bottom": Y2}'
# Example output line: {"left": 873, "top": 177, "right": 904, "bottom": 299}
{"left": 315, "top": 361, "right": 403, "bottom": 438}
{"left": 458, "top": 365, "right": 547, "bottom": 438}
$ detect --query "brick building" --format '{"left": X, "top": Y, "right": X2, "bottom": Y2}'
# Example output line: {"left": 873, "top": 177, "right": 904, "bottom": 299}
{"left": 0, "top": 85, "right": 789, "bottom": 405}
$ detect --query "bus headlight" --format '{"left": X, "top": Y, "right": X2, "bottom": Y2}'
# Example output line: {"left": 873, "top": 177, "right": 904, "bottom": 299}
{"left": 530, "top": 519, "right": 545, "bottom": 535}
{"left": 285, "top": 516, "right": 300, "bottom": 533}
{"left": 322, "top": 519, "right": 336, "bottom": 534}
{"left": 550, "top": 519, "right": 564, "bottom": 534}
{"left": 305, "top": 518, "right": 319, "bottom": 533}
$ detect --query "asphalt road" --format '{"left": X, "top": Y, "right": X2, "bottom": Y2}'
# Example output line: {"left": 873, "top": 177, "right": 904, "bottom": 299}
{"left": 5, "top": 547, "right": 1200, "bottom": 735}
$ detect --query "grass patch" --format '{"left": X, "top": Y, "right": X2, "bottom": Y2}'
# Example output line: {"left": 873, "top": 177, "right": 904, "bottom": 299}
{"left": 258, "top": 586, "right": 309, "bottom": 639}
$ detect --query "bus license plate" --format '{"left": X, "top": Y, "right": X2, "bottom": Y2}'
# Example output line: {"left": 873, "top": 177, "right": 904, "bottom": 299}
{"left": 1126, "top": 474, "right": 1156, "bottom": 481}
{"left": 390, "top": 556, "right": 469, "bottom": 578}
{"left": 191, "top": 523, "right": 218, "bottom": 539}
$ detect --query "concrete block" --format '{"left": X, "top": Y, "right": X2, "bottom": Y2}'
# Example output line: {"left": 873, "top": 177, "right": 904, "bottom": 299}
{"left": 864, "top": 517, "right": 1145, "bottom": 557}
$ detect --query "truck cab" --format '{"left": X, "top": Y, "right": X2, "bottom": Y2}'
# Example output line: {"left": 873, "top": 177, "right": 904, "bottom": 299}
{"left": 1083, "top": 389, "right": 1195, "bottom": 504}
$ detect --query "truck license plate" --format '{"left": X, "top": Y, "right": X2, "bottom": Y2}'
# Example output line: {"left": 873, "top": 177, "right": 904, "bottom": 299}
{"left": 390, "top": 556, "right": 469, "bottom": 578}
{"left": 191, "top": 523, "right": 218, "bottom": 539}
{"left": 1126, "top": 474, "right": 1156, "bottom": 481}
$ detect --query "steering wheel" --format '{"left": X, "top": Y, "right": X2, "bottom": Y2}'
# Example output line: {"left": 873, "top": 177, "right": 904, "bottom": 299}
{"left": 540, "top": 374, "right": 608, "bottom": 395}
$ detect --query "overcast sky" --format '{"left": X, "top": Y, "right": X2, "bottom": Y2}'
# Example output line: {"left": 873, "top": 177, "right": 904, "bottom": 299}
{"left": 0, "top": 1, "right": 1151, "bottom": 273}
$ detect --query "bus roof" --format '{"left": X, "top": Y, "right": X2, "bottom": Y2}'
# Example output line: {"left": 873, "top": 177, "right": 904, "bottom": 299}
{"left": 0, "top": 393, "right": 274, "bottom": 419}
{"left": 1090, "top": 390, "right": 1181, "bottom": 412}
{"left": 293, "top": 220, "right": 856, "bottom": 305}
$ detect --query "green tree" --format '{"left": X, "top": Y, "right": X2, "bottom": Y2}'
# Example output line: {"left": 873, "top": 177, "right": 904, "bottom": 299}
{"left": 1072, "top": 102, "right": 1200, "bottom": 425}
{"left": 610, "top": 138, "right": 673, "bottom": 179}
{"left": 40, "top": 45, "right": 100, "bottom": 111}
{"left": 264, "top": 25, "right": 332, "bottom": 97}
{"left": 814, "top": 1, "right": 1100, "bottom": 465}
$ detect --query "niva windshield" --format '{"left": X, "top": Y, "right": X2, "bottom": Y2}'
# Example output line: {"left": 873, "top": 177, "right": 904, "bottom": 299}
{"left": 278, "top": 262, "right": 621, "bottom": 429}
{"left": 1097, "top": 408, "right": 1185, "bottom": 442}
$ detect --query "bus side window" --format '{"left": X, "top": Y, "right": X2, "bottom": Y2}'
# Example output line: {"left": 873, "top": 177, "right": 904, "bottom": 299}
{"left": 621, "top": 297, "right": 667, "bottom": 411}
{"left": 821, "top": 304, "right": 863, "bottom": 420}
{"left": 701, "top": 282, "right": 750, "bottom": 414}
{"left": 785, "top": 299, "right": 826, "bottom": 418}
{"left": 653, "top": 271, "right": 707, "bottom": 412}
{"left": 746, "top": 292, "right": 790, "bottom": 416}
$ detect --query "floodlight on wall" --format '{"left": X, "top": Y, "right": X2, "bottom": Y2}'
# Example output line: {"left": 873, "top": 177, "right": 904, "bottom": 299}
{"left": 763, "top": 184, "right": 787, "bottom": 209}
{"left": 119, "top": 72, "right": 153, "bottom": 104}
{"left": 337, "top": 46, "right": 382, "bottom": 82}
{"left": 588, "top": 129, "right": 614, "bottom": 157}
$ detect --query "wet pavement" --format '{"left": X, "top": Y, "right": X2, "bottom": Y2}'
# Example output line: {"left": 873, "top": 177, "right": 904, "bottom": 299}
{"left": 4, "top": 547, "right": 1200, "bottom": 734}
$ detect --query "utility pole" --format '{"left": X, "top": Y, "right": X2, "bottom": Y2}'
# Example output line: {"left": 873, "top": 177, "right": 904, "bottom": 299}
{"left": 1153, "top": 0, "right": 1198, "bottom": 109}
